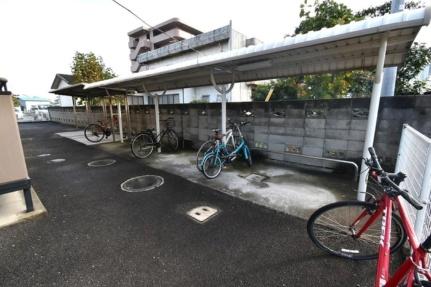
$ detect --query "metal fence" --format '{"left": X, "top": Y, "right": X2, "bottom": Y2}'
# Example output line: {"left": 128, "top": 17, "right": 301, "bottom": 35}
{"left": 395, "top": 124, "right": 431, "bottom": 242}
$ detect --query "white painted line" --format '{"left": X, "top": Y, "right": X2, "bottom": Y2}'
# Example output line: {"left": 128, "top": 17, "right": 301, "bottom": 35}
{"left": 37, "top": 154, "right": 51, "bottom": 157}
{"left": 50, "top": 158, "right": 66, "bottom": 163}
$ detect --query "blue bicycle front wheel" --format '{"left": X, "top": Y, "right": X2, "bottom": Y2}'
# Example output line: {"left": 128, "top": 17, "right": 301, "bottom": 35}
{"left": 202, "top": 154, "right": 222, "bottom": 179}
{"left": 243, "top": 145, "right": 252, "bottom": 167}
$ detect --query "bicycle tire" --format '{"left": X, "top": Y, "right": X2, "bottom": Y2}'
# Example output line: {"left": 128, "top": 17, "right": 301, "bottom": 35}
{"left": 244, "top": 145, "right": 252, "bottom": 167}
{"left": 307, "top": 200, "right": 406, "bottom": 260}
{"left": 131, "top": 133, "right": 154, "bottom": 159}
{"left": 225, "top": 133, "right": 236, "bottom": 154}
{"left": 202, "top": 154, "right": 222, "bottom": 179}
{"left": 84, "top": 124, "right": 105, "bottom": 143}
{"left": 161, "top": 129, "right": 179, "bottom": 152}
{"left": 196, "top": 140, "right": 216, "bottom": 171}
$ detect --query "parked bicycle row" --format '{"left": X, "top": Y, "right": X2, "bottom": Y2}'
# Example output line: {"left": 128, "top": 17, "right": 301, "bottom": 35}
{"left": 83, "top": 113, "right": 254, "bottom": 179}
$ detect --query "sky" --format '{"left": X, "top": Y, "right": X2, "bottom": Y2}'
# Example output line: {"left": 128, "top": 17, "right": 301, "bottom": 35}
{"left": 1, "top": 0, "right": 430, "bottom": 99}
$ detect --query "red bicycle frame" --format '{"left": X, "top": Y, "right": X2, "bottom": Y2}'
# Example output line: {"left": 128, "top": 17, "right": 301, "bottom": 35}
{"left": 352, "top": 193, "right": 431, "bottom": 286}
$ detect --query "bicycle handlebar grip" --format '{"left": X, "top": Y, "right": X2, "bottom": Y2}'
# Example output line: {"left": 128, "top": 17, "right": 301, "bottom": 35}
{"left": 400, "top": 190, "right": 423, "bottom": 210}
{"left": 368, "top": 147, "right": 383, "bottom": 171}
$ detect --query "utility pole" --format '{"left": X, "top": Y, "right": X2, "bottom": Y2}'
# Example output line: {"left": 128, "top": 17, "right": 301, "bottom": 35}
{"left": 381, "top": 0, "right": 405, "bottom": 97}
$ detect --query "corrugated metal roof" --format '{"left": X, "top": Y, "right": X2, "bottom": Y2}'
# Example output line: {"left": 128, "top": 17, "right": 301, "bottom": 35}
{"left": 51, "top": 7, "right": 431, "bottom": 97}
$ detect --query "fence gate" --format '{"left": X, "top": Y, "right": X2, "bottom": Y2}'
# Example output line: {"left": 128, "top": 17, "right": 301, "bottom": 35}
{"left": 395, "top": 124, "right": 431, "bottom": 242}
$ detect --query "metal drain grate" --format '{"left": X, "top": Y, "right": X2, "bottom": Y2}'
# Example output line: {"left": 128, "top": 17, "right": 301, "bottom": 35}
{"left": 37, "top": 154, "right": 51, "bottom": 157}
{"left": 245, "top": 173, "right": 268, "bottom": 183}
{"left": 187, "top": 206, "right": 219, "bottom": 223}
{"left": 88, "top": 159, "right": 116, "bottom": 167}
{"left": 120, "top": 175, "right": 164, "bottom": 192}
{"left": 50, "top": 158, "right": 66, "bottom": 163}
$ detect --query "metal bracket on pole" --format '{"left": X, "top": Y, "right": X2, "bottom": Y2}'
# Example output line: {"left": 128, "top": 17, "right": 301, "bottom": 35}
{"left": 210, "top": 68, "right": 235, "bottom": 138}
{"left": 143, "top": 84, "right": 166, "bottom": 153}
{"left": 357, "top": 33, "right": 389, "bottom": 201}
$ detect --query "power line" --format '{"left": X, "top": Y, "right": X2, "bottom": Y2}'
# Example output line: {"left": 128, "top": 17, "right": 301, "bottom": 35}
{"left": 111, "top": 0, "right": 202, "bottom": 56}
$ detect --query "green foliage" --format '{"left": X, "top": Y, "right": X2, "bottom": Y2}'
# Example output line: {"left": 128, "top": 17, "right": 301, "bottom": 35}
{"left": 396, "top": 43, "right": 431, "bottom": 95}
{"left": 348, "top": 71, "right": 374, "bottom": 97}
{"left": 71, "top": 52, "right": 116, "bottom": 83}
{"left": 355, "top": 1, "right": 420, "bottom": 18}
{"left": 251, "top": 84, "right": 270, "bottom": 101}
{"left": 12, "top": 95, "right": 20, "bottom": 107}
{"left": 189, "top": 99, "right": 209, "bottom": 104}
{"left": 303, "top": 73, "right": 351, "bottom": 99}
{"left": 252, "top": 78, "right": 306, "bottom": 101}
{"left": 296, "top": 0, "right": 357, "bottom": 34}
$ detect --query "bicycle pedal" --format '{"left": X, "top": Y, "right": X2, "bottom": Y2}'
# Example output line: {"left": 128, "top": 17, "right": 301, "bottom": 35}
{"left": 230, "top": 156, "right": 237, "bottom": 162}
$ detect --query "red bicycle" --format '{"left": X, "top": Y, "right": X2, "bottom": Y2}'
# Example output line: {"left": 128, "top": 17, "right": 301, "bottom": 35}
{"left": 307, "top": 147, "right": 431, "bottom": 286}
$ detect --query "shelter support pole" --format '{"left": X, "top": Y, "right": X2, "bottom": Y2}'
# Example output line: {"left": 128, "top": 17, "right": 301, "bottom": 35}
{"left": 85, "top": 96, "right": 90, "bottom": 125}
{"left": 117, "top": 101, "right": 123, "bottom": 143}
{"left": 72, "top": 96, "right": 78, "bottom": 128}
{"left": 221, "top": 87, "right": 227, "bottom": 135}
{"left": 105, "top": 89, "right": 116, "bottom": 143}
{"left": 357, "top": 34, "right": 388, "bottom": 201}
{"left": 125, "top": 92, "right": 132, "bottom": 139}
{"left": 210, "top": 69, "right": 235, "bottom": 140}
{"left": 102, "top": 98, "right": 107, "bottom": 121}
{"left": 154, "top": 95, "right": 161, "bottom": 153}
{"left": 142, "top": 84, "right": 166, "bottom": 153}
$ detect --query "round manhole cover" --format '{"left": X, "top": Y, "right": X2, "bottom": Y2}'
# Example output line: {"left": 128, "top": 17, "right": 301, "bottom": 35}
{"left": 121, "top": 175, "right": 164, "bottom": 192}
{"left": 50, "top": 158, "right": 66, "bottom": 163}
{"left": 88, "top": 159, "right": 116, "bottom": 167}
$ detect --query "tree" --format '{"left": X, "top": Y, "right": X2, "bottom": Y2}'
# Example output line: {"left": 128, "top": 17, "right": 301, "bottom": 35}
{"left": 251, "top": 78, "right": 306, "bottom": 101}
{"left": 71, "top": 52, "right": 116, "bottom": 83}
{"left": 295, "top": 0, "right": 357, "bottom": 35}
{"left": 293, "top": 0, "right": 368, "bottom": 99}
{"left": 396, "top": 43, "right": 431, "bottom": 95}
{"left": 355, "top": 1, "right": 420, "bottom": 18}
{"left": 12, "top": 95, "right": 20, "bottom": 107}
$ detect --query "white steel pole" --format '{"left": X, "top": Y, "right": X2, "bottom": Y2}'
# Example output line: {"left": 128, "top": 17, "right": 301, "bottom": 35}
{"left": 154, "top": 95, "right": 161, "bottom": 153}
{"left": 381, "top": 0, "right": 405, "bottom": 97}
{"left": 357, "top": 34, "right": 388, "bottom": 201}
{"left": 117, "top": 101, "right": 123, "bottom": 143}
{"left": 72, "top": 97, "right": 78, "bottom": 128}
{"left": 221, "top": 86, "right": 227, "bottom": 137}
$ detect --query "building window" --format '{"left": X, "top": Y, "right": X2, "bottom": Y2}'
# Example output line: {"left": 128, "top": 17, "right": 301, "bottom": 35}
{"left": 148, "top": 94, "right": 179, "bottom": 105}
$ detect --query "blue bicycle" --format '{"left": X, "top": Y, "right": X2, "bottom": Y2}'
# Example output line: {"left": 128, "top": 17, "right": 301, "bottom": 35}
{"left": 200, "top": 121, "right": 252, "bottom": 179}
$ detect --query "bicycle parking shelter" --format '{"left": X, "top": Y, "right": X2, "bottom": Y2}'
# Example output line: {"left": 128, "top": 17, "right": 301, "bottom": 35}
{"left": 51, "top": 7, "right": 431, "bottom": 199}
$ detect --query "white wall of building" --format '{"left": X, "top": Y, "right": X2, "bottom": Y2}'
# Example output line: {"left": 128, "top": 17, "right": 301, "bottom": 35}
{"left": 133, "top": 81, "right": 251, "bottom": 105}
{"left": 22, "top": 100, "right": 51, "bottom": 112}
{"left": 57, "top": 79, "right": 74, "bottom": 107}
{"left": 134, "top": 28, "right": 253, "bottom": 104}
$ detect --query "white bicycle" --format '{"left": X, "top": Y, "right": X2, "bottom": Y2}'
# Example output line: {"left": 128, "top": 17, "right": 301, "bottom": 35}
{"left": 196, "top": 119, "right": 238, "bottom": 171}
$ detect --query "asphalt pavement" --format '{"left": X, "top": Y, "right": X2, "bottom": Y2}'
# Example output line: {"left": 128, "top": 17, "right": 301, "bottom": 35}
{"left": 0, "top": 122, "right": 378, "bottom": 287}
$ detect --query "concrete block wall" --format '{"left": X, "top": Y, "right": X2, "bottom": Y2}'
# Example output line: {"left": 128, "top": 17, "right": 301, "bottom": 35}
{"left": 48, "top": 96, "right": 431, "bottom": 168}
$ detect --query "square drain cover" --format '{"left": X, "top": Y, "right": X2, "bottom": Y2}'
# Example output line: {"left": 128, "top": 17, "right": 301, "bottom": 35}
{"left": 187, "top": 206, "right": 219, "bottom": 223}
{"left": 245, "top": 173, "right": 267, "bottom": 183}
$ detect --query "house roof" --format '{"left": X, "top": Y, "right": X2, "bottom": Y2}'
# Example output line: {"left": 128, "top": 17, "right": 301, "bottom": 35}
{"left": 50, "top": 74, "right": 74, "bottom": 90}
{"left": 51, "top": 7, "right": 431, "bottom": 97}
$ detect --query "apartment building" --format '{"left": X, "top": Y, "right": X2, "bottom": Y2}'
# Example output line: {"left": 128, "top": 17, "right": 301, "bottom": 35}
{"left": 128, "top": 18, "right": 260, "bottom": 104}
